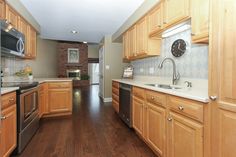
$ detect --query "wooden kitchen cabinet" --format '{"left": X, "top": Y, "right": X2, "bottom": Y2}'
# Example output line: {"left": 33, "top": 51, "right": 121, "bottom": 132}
{"left": 128, "top": 26, "right": 137, "bottom": 59}
{"left": 167, "top": 112, "right": 203, "bottom": 157}
{"left": 39, "top": 83, "right": 48, "bottom": 117}
{"left": 148, "top": 2, "right": 163, "bottom": 37}
{"left": 132, "top": 96, "right": 144, "bottom": 136}
{"left": 191, "top": 0, "right": 209, "bottom": 43}
{"left": 112, "top": 81, "right": 119, "bottom": 113}
{"left": 122, "top": 31, "right": 130, "bottom": 61}
{"left": 0, "top": 0, "right": 5, "bottom": 20}
{"left": 5, "top": 4, "right": 18, "bottom": 29}
{"left": 163, "top": 0, "right": 190, "bottom": 29}
{"left": 25, "top": 25, "right": 37, "bottom": 59}
{"left": 146, "top": 103, "right": 166, "bottom": 157}
{"left": 47, "top": 82, "right": 72, "bottom": 116}
{"left": 210, "top": 0, "right": 236, "bottom": 157}
{"left": 0, "top": 92, "right": 17, "bottom": 157}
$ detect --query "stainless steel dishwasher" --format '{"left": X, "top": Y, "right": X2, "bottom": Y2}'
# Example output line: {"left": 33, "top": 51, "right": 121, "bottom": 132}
{"left": 119, "top": 83, "right": 132, "bottom": 128}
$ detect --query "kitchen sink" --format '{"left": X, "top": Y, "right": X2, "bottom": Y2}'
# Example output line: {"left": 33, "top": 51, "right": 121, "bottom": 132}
{"left": 145, "top": 83, "right": 182, "bottom": 90}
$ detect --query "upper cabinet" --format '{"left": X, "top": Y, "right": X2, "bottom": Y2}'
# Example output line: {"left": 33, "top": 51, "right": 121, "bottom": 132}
{"left": 122, "top": 31, "right": 130, "bottom": 61}
{"left": 6, "top": 4, "right": 18, "bottom": 29}
{"left": 163, "top": 0, "right": 190, "bottom": 29}
{"left": 148, "top": 2, "right": 163, "bottom": 37}
{"left": 191, "top": 0, "right": 209, "bottom": 43}
{"left": 129, "top": 25, "right": 137, "bottom": 58}
{"left": 0, "top": 0, "right": 5, "bottom": 20}
{"left": 26, "top": 26, "right": 37, "bottom": 59}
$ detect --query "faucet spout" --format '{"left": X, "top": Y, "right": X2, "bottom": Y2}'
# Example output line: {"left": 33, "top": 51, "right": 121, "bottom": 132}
{"left": 158, "top": 58, "right": 180, "bottom": 85}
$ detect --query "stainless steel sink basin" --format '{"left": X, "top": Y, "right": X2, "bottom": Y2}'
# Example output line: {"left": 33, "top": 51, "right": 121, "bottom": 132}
{"left": 145, "top": 84, "right": 182, "bottom": 90}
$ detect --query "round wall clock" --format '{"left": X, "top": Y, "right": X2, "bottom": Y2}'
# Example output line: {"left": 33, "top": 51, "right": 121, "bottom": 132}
{"left": 171, "top": 39, "right": 187, "bottom": 57}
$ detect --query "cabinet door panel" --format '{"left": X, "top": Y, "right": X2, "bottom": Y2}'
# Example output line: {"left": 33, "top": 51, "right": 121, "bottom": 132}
{"left": 123, "top": 31, "right": 130, "bottom": 60}
{"left": 146, "top": 103, "right": 166, "bottom": 156}
{"left": 148, "top": 3, "right": 163, "bottom": 35}
{"left": 1, "top": 105, "right": 17, "bottom": 157}
{"left": 167, "top": 112, "right": 203, "bottom": 157}
{"left": 137, "top": 17, "right": 148, "bottom": 55}
{"left": 129, "top": 26, "right": 137, "bottom": 58}
{"left": 132, "top": 97, "right": 144, "bottom": 135}
{"left": 48, "top": 89, "right": 72, "bottom": 113}
{"left": 6, "top": 4, "right": 18, "bottom": 28}
{"left": 164, "top": 0, "right": 190, "bottom": 28}
{"left": 0, "top": 0, "right": 5, "bottom": 20}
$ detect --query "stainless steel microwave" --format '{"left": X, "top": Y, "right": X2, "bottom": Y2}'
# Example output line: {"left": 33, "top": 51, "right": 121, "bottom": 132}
{"left": 1, "top": 20, "right": 25, "bottom": 57}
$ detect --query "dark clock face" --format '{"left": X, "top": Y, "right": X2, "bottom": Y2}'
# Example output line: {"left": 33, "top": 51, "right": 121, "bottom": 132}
{"left": 171, "top": 39, "right": 186, "bottom": 57}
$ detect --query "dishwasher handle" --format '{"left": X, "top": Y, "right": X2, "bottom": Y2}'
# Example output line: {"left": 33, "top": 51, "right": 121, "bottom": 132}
{"left": 119, "top": 86, "right": 131, "bottom": 92}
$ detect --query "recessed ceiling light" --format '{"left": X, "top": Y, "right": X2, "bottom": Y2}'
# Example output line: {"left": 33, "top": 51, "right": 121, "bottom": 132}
{"left": 71, "top": 30, "right": 78, "bottom": 34}
{"left": 83, "top": 41, "right": 87, "bottom": 44}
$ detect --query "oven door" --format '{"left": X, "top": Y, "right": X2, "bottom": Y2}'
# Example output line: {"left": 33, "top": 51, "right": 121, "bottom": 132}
{"left": 19, "top": 87, "right": 39, "bottom": 131}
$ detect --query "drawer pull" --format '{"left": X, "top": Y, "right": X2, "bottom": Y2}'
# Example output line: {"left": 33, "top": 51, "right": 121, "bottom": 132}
{"left": 178, "top": 106, "right": 184, "bottom": 111}
{"left": 151, "top": 96, "right": 155, "bottom": 100}
{"left": 9, "top": 98, "right": 15, "bottom": 102}
{"left": 1, "top": 116, "right": 6, "bottom": 120}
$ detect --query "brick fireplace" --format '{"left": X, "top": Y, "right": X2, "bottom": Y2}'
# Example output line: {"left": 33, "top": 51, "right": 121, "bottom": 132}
{"left": 58, "top": 42, "right": 89, "bottom": 86}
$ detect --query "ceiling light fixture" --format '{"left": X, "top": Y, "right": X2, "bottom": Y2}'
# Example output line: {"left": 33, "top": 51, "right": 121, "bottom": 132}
{"left": 71, "top": 30, "right": 78, "bottom": 34}
{"left": 83, "top": 41, "right": 87, "bottom": 44}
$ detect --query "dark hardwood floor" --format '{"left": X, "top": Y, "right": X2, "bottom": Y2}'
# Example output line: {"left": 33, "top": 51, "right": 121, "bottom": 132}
{"left": 16, "top": 85, "right": 157, "bottom": 157}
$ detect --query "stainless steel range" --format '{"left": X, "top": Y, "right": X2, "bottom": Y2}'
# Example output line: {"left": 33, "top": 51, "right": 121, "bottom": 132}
{"left": 2, "top": 82, "right": 39, "bottom": 154}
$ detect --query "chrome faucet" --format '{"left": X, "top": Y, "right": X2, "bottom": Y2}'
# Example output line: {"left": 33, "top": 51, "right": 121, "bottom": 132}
{"left": 158, "top": 58, "right": 180, "bottom": 85}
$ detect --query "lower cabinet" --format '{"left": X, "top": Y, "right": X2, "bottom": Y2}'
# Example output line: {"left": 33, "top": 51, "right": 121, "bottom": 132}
{"left": 167, "top": 112, "right": 203, "bottom": 157}
{"left": 146, "top": 103, "right": 166, "bottom": 157}
{"left": 39, "top": 81, "right": 72, "bottom": 117}
{"left": 131, "top": 87, "right": 207, "bottom": 157}
{"left": 0, "top": 92, "right": 17, "bottom": 157}
{"left": 112, "top": 81, "right": 119, "bottom": 113}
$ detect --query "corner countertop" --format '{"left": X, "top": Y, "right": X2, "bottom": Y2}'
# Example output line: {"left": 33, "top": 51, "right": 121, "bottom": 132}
{"left": 34, "top": 78, "right": 73, "bottom": 84}
{"left": 1, "top": 87, "right": 19, "bottom": 95}
{"left": 113, "top": 78, "right": 209, "bottom": 103}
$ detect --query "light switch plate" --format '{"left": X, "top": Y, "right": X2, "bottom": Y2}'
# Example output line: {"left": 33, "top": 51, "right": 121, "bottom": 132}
{"left": 105, "top": 65, "right": 110, "bottom": 70}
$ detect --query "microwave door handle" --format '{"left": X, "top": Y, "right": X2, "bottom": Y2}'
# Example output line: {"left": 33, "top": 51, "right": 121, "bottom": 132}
{"left": 20, "top": 39, "right": 24, "bottom": 54}
{"left": 16, "top": 39, "right": 20, "bottom": 52}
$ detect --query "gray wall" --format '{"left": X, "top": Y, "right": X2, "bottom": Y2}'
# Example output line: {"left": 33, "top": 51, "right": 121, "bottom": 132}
{"left": 88, "top": 45, "right": 99, "bottom": 58}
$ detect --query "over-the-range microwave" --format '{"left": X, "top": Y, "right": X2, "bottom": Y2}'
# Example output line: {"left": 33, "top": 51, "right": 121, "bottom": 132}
{"left": 1, "top": 19, "right": 25, "bottom": 57}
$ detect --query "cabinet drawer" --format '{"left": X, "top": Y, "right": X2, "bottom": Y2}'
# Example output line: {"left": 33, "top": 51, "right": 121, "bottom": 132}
{"left": 146, "top": 90, "right": 167, "bottom": 108}
{"left": 168, "top": 96, "right": 204, "bottom": 122}
{"left": 112, "top": 94, "right": 119, "bottom": 103}
{"left": 112, "top": 81, "right": 119, "bottom": 89}
{"left": 112, "top": 87, "right": 119, "bottom": 96}
{"left": 1, "top": 92, "right": 16, "bottom": 110}
{"left": 133, "top": 86, "right": 145, "bottom": 99}
{"left": 48, "top": 82, "right": 71, "bottom": 89}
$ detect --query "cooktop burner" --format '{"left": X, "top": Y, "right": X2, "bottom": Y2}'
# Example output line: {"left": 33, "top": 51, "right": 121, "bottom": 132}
{"left": 2, "top": 82, "right": 39, "bottom": 90}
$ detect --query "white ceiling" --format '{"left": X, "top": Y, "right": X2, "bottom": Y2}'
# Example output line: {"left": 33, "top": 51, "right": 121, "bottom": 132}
{"left": 19, "top": 0, "right": 145, "bottom": 43}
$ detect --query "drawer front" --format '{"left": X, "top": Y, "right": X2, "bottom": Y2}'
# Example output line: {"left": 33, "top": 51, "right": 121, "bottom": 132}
{"left": 112, "top": 81, "right": 119, "bottom": 89}
{"left": 112, "top": 87, "right": 119, "bottom": 96}
{"left": 133, "top": 86, "right": 145, "bottom": 99}
{"left": 146, "top": 90, "right": 167, "bottom": 108}
{"left": 1, "top": 92, "right": 16, "bottom": 110}
{"left": 112, "top": 94, "right": 119, "bottom": 102}
{"left": 168, "top": 96, "right": 204, "bottom": 122}
{"left": 48, "top": 82, "right": 71, "bottom": 89}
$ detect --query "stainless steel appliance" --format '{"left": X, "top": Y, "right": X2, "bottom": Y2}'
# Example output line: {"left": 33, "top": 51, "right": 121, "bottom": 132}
{"left": 0, "top": 20, "right": 25, "bottom": 57}
{"left": 119, "top": 83, "right": 132, "bottom": 127}
{"left": 2, "top": 82, "right": 39, "bottom": 154}
{"left": 67, "top": 69, "right": 81, "bottom": 80}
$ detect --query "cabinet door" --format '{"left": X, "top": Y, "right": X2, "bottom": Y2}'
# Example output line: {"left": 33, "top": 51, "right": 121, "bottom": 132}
{"left": 191, "top": 0, "right": 209, "bottom": 43}
{"left": 146, "top": 103, "right": 166, "bottom": 157}
{"left": 210, "top": 1, "right": 236, "bottom": 157}
{"left": 18, "top": 17, "right": 29, "bottom": 55}
{"left": 0, "top": 0, "right": 5, "bottom": 20}
{"left": 123, "top": 31, "right": 130, "bottom": 60}
{"left": 164, "top": 0, "right": 190, "bottom": 28}
{"left": 48, "top": 88, "right": 72, "bottom": 113}
{"left": 136, "top": 17, "right": 148, "bottom": 56}
{"left": 6, "top": 4, "right": 18, "bottom": 29}
{"left": 167, "top": 112, "right": 203, "bottom": 157}
{"left": 39, "top": 91, "right": 45, "bottom": 118}
{"left": 132, "top": 97, "right": 144, "bottom": 135}
{"left": 26, "top": 26, "right": 37, "bottom": 59}
{"left": 148, "top": 3, "right": 163, "bottom": 36}
{"left": 129, "top": 26, "right": 137, "bottom": 58}
{"left": 1, "top": 105, "right": 17, "bottom": 157}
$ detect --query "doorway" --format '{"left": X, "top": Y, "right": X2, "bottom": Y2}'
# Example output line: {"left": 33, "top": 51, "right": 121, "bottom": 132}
{"left": 88, "top": 63, "right": 99, "bottom": 85}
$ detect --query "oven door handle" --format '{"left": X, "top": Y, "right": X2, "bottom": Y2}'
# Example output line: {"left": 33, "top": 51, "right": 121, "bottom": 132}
{"left": 20, "top": 86, "right": 39, "bottom": 94}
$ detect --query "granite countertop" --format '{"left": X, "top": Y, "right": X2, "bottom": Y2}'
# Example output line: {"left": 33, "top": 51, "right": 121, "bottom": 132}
{"left": 1, "top": 87, "right": 19, "bottom": 95}
{"left": 34, "top": 78, "right": 73, "bottom": 84}
{"left": 113, "top": 78, "right": 209, "bottom": 103}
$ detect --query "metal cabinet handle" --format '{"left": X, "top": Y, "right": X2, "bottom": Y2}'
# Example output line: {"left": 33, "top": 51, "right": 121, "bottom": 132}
{"left": 9, "top": 98, "right": 14, "bottom": 101}
{"left": 1, "top": 116, "right": 6, "bottom": 120}
{"left": 151, "top": 96, "right": 155, "bottom": 100}
{"left": 191, "top": 33, "right": 196, "bottom": 36}
{"left": 163, "top": 22, "right": 167, "bottom": 24}
{"left": 210, "top": 96, "right": 217, "bottom": 101}
{"left": 167, "top": 117, "right": 172, "bottom": 121}
{"left": 178, "top": 106, "right": 184, "bottom": 111}
{"left": 158, "top": 25, "right": 161, "bottom": 28}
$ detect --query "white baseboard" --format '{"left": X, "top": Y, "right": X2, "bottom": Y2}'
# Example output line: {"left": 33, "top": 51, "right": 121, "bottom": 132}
{"left": 103, "top": 97, "right": 112, "bottom": 103}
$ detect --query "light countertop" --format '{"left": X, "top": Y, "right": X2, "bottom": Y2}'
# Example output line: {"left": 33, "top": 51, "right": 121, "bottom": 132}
{"left": 1, "top": 87, "right": 19, "bottom": 95}
{"left": 113, "top": 78, "right": 209, "bottom": 103}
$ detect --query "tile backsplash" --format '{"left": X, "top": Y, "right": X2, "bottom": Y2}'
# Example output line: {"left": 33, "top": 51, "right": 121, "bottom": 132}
{"left": 131, "top": 28, "right": 208, "bottom": 79}
{"left": 1, "top": 57, "right": 26, "bottom": 76}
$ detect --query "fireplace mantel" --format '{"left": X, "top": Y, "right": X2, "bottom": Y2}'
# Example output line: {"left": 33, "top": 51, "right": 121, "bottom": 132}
{"left": 65, "top": 63, "right": 83, "bottom": 67}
